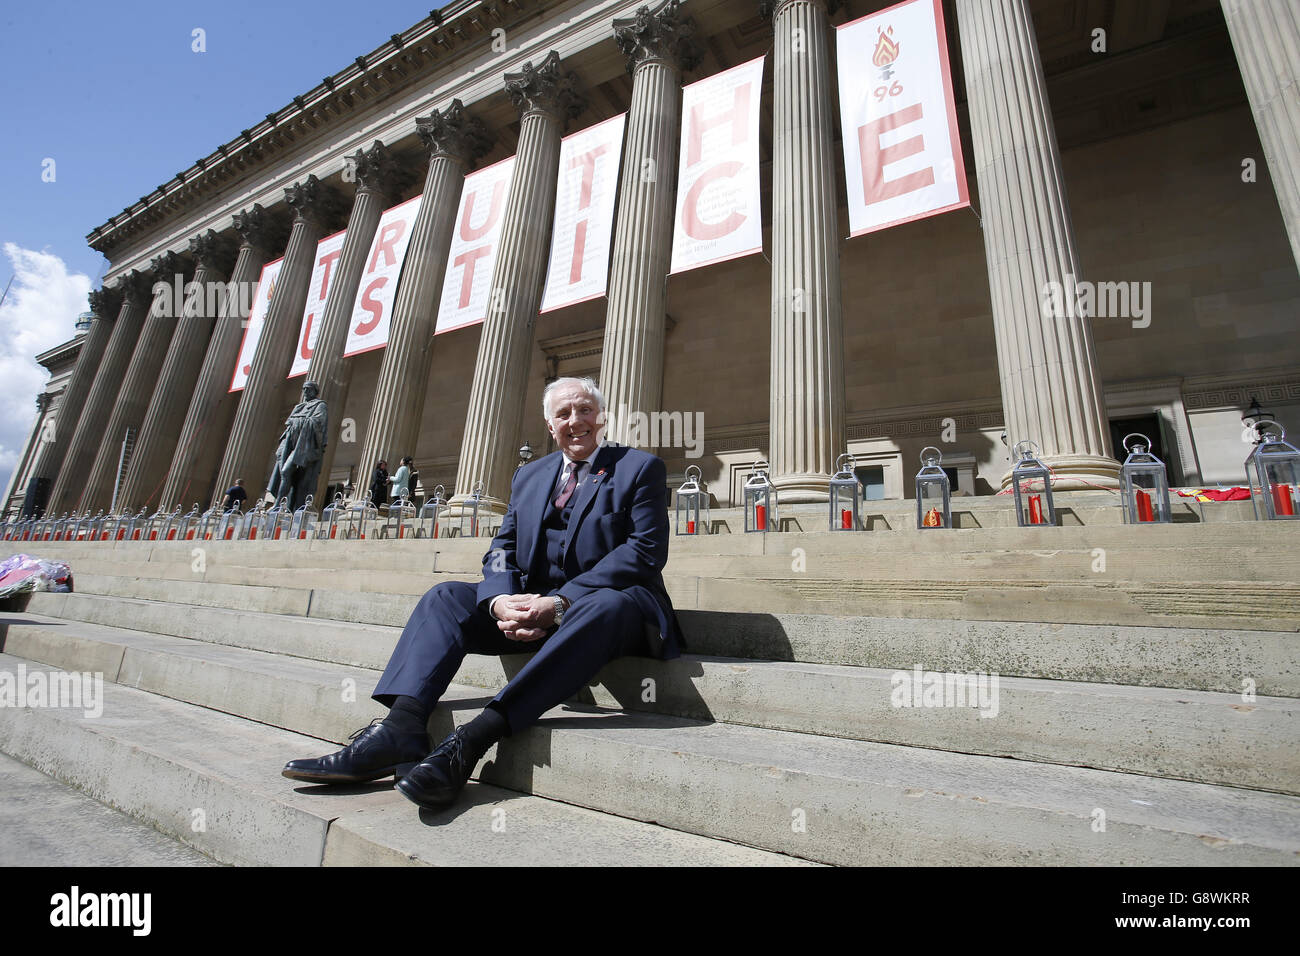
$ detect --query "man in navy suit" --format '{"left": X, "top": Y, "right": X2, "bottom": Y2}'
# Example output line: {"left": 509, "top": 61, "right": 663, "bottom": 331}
{"left": 283, "top": 376, "right": 682, "bottom": 809}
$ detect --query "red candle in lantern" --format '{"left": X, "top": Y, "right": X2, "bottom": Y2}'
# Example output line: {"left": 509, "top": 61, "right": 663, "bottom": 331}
{"left": 1028, "top": 494, "right": 1043, "bottom": 525}
{"left": 432, "top": 521, "right": 438, "bottom": 539}
{"left": 248, "top": 526, "right": 257, "bottom": 540}
{"left": 687, "top": 519, "right": 695, "bottom": 534}
{"left": 755, "top": 504, "right": 767, "bottom": 530}
{"left": 167, "top": 529, "right": 177, "bottom": 540}
{"left": 1273, "top": 483, "right": 1295, "bottom": 516}
{"left": 224, "top": 526, "right": 235, "bottom": 540}
{"left": 330, "top": 525, "right": 337, "bottom": 539}
{"left": 1135, "top": 489, "right": 1154, "bottom": 522}
{"left": 842, "top": 509, "right": 852, "bottom": 530}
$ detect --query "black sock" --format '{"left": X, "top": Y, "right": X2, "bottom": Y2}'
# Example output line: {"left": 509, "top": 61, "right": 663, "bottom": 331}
{"left": 383, "top": 696, "right": 429, "bottom": 735}
{"left": 460, "top": 705, "right": 509, "bottom": 758}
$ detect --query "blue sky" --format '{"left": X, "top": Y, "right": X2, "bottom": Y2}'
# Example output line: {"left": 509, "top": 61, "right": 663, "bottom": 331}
{"left": 0, "top": 0, "right": 450, "bottom": 492}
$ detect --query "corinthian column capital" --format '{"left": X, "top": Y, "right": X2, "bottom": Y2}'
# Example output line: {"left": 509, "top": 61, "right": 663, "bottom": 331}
{"left": 504, "top": 50, "right": 586, "bottom": 124}
{"left": 115, "top": 270, "right": 153, "bottom": 307}
{"left": 759, "top": 0, "right": 841, "bottom": 19}
{"left": 232, "top": 203, "right": 283, "bottom": 254}
{"left": 349, "top": 139, "right": 411, "bottom": 199}
{"left": 284, "top": 174, "right": 341, "bottom": 228}
{"left": 87, "top": 286, "right": 122, "bottom": 321}
{"left": 614, "top": 0, "right": 702, "bottom": 73}
{"left": 189, "top": 229, "right": 237, "bottom": 274}
{"left": 416, "top": 100, "right": 495, "bottom": 167}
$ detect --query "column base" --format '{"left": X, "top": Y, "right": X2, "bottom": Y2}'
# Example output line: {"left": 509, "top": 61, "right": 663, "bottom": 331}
{"left": 1000, "top": 453, "right": 1121, "bottom": 492}
{"left": 771, "top": 472, "right": 833, "bottom": 503}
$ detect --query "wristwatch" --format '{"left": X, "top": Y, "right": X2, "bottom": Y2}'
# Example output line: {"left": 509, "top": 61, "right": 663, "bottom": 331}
{"left": 553, "top": 594, "right": 568, "bottom": 626}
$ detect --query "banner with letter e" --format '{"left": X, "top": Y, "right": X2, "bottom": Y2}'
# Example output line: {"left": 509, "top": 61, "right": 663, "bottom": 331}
{"left": 837, "top": 0, "right": 968, "bottom": 237}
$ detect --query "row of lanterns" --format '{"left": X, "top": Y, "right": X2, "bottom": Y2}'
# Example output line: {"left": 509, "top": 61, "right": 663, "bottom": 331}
{"left": 676, "top": 422, "right": 1300, "bottom": 534}
{"left": 1, "top": 481, "right": 501, "bottom": 544}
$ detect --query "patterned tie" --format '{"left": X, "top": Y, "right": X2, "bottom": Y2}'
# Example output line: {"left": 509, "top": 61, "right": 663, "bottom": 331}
{"left": 554, "top": 461, "right": 585, "bottom": 509}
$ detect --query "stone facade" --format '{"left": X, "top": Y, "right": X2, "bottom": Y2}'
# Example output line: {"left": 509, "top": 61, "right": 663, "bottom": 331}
{"left": 7, "top": 0, "right": 1299, "bottom": 518}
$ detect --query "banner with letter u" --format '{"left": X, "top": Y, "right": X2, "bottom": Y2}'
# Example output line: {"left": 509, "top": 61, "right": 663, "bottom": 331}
{"left": 289, "top": 228, "right": 347, "bottom": 377}
{"left": 670, "top": 56, "right": 765, "bottom": 274}
{"left": 837, "top": 0, "right": 969, "bottom": 237}
{"left": 435, "top": 156, "right": 515, "bottom": 334}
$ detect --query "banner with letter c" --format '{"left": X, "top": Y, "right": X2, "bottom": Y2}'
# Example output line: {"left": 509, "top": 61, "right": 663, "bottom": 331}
{"left": 670, "top": 56, "right": 765, "bottom": 274}
{"left": 837, "top": 0, "right": 969, "bottom": 237}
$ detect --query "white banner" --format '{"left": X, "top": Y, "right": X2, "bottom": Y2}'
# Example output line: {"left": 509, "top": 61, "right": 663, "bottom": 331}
{"left": 541, "top": 113, "right": 626, "bottom": 313}
{"left": 343, "top": 194, "right": 424, "bottom": 357}
{"left": 289, "top": 228, "right": 347, "bottom": 378}
{"left": 435, "top": 156, "right": 515, "bottom": 334}
{"left": 229, "top": 257, "right": 283, "bottom": 392}
{"left": 671, "top": 56, "right": 765, "bottom": 274}
{"left": 837, "top": 0, "right": 969, "bottom": 237}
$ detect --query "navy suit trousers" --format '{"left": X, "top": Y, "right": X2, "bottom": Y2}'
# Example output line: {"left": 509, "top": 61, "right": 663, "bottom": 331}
{"left": 372, "top": 581, "right": 650, "bottom": 733}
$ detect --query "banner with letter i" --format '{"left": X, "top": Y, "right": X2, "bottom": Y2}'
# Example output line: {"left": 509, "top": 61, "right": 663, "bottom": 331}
{"left": 670, "top": 56, "right": 766, "bottom": 274}
{"left": 289, "top": 228, "right": 347, "bottom": 377}
{"left": 837, "top": 0, "right": 969, "bottom": 237}
{"left": 343, "top": 194, "right": 424, "bottom": 357}
{"left": 229, "top": 257, "right": 283, "bottom": 392}
{"left": 540, "top": 113, "right": 625, "bottom": 313}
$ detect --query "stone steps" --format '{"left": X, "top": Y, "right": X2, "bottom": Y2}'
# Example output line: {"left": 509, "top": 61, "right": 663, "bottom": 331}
{"left": 2, "top": 645, "right": 1296, "bottom": 865}
{"left": 24, "top": 584, "right": 1300, "bottom": 697}
{"left": 4, "top": 608, "right": 1297, "bottom": 794}
{"left": 5, "top": 517, "right": 1298, "bottom": 865}
{"left": 0, "top": 654, "right": 812, "bottom": 867}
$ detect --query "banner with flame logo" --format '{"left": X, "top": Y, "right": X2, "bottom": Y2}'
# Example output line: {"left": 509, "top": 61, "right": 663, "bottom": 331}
{"left": 229, "top": 256, "right": 283, "bottom": 392}
{"left": 289, "top": 228, "right": 347, "bottom": 378}
{"left": 837, "top": 0, "right": 968, "bottom": 236}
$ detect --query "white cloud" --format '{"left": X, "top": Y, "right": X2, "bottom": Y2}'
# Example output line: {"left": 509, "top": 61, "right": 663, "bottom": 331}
{"left": 0, "top": 244, "right": 92, "bottom": 499}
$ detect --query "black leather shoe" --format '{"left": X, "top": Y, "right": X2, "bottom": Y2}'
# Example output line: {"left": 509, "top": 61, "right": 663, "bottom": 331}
{"left": 395, "top": 726, "right": 479, "bottom": 809}
{"left": 282, "top": 718, "right": 428, "bottom": 784}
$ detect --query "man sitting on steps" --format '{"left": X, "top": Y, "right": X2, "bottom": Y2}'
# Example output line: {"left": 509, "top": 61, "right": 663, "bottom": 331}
{"left": 282, "top": 376, "right": 684, "bottom": 810}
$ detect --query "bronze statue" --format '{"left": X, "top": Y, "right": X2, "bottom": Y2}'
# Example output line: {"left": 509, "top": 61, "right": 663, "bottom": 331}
{"left": 267, "top": 381, "right": 328, "bottom": 511}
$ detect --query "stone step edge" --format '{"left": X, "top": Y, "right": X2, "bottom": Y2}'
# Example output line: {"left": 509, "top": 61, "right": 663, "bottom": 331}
{"left": 23, "top": 589, "right": 1300, "bottom": 699}
{"left": 7, "top": 621, "right": 1300, "bottom": 816}
{"left": 4, "top": 652, "right": 1298, "bottom": 867}
{"left": 0, "top": 655, "right": 816, "bottom": 868}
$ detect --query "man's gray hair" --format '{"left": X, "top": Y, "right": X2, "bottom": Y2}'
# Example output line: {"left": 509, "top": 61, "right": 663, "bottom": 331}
{"left": 542, "top": 376, "right": 606, "bottom": 420}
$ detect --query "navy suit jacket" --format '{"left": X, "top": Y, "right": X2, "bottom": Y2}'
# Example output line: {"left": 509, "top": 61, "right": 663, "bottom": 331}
{"left": 475, "top": 444, "right": 684, "bottom": 660}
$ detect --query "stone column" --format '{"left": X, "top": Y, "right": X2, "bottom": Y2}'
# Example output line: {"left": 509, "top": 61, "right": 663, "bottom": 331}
{"left": 956, "top": 0, "right": 1117, "bottom": 487}
{"left": 48, "top": 271, "right": 153, "bottom": 512}
{"left": 80, "top": 252, "right": 194, "bottom": 512}
{"left": 763, "top": 0, "right": 848, "bottom": 502}
{"left": 600, "top": 0, "right": 700, "bottom": 446}
{"left": 29, "top": 286, "right": 121, "bottom": 499}
{"left": 119, "top": 231, "right": 237, "bottom": 510}
{"left": 1221, "top": 0, "right": 1300, "bottom": 275}
{"left": 453, "top": 52, "right": 585, "bottom": 509}
{"left": 308, "top": 141, "right": 409, "bottom": 506}
{"left": 215, "top": 176, "right": 340, "bottom": 500}
{"left": 357, "top": 102, "right": 492, "bottom": 495}
{"left": 159, "top": 206, "right": 283, "bottom": 509}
